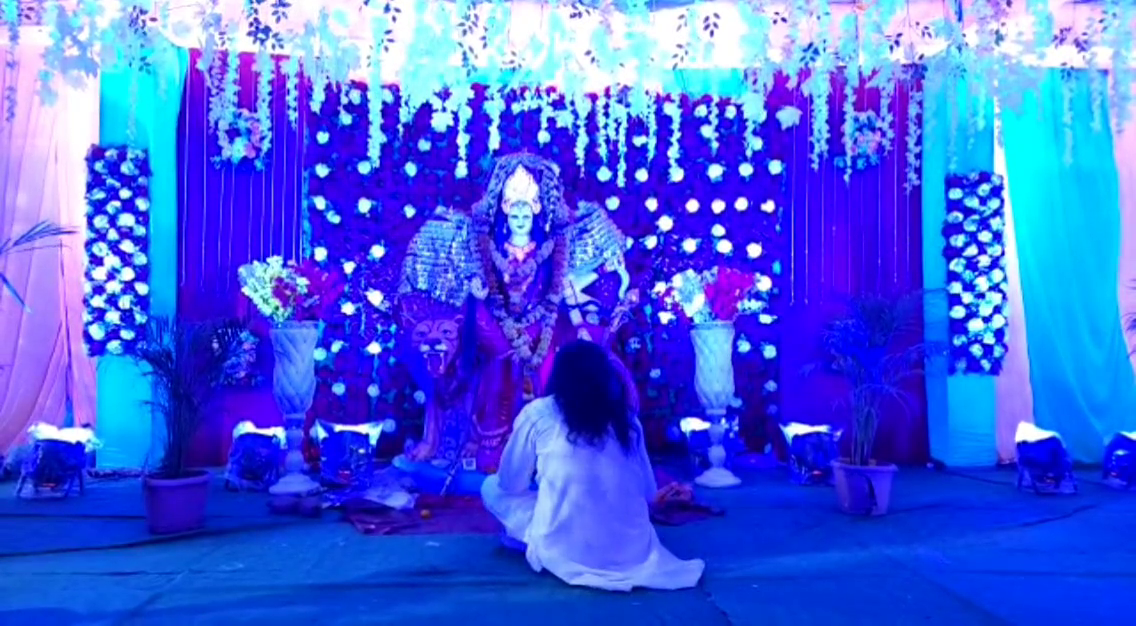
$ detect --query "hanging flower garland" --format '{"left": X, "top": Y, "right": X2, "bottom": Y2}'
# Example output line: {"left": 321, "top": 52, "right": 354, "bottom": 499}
{"left": 942, "top": 171, "right": 1009, "bottom": 375}
{"left": 83, "top": 146, "right": 152, "bottom": 357}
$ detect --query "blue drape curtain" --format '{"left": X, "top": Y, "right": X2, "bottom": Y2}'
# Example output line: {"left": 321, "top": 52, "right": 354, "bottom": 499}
{"left": 922, "top": 75, "right": 997, "bottom": 467}
{"left": 1001, "top": 69, "right": 1136, "bottom": 462}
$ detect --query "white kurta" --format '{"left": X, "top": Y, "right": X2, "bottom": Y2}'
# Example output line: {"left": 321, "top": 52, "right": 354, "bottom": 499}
{"left": 481, "top": 396, "right": 705, "bottom": 591}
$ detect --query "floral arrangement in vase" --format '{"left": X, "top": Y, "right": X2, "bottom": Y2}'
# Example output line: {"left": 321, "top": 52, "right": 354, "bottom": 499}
{"left": 237, "top": 256, "right": 344, "bottom": 325}
{"left": 657, "top": 266, "right": 770, "bottom": 325}
{"left": 834, "top": 109, "right": 887, "bottom": 172}
{"left": 216, "top": 108, "right": 268, "bottom": 170}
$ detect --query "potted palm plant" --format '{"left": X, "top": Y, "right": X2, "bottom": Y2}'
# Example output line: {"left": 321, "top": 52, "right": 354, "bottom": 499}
{"left": 809, "top": 292, "right": 937, "bottom": 516}
{"left": 130, "top": 316, "right": 242, "bottom": 534}
{"left": 1, "top": 220, "right": 75, "bottom": 309}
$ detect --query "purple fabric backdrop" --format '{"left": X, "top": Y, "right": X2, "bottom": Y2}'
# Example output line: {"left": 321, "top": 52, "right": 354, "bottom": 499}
{"left": 779, "top": 74, "right": 927, "bottom": 465}
{"left": 177, "top": 50, "right": 308, "bottom": 465}
{"left": 174, "top": 58, "right": 927, "bottom": 465}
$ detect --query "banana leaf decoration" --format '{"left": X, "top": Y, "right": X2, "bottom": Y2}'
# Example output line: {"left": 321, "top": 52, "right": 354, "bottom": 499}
{"left": 0, "top": 221, "right": 75, "bottom": 310}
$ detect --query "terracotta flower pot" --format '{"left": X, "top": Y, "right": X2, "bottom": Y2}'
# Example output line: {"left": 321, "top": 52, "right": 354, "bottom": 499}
{"left": 831, "top": 460, "right": 897, "bottom": 516}
{"left": 143, "top": 470, "right": 210, "bottom": 534}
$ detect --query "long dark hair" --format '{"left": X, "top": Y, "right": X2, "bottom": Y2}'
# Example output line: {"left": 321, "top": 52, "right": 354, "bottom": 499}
{"left": 546, "top": 339, "right": 635, "bottom": 453}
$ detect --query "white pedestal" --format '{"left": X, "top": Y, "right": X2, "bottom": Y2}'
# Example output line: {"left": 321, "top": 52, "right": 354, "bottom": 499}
{"left": 694, "top": 422, "right": 742, "bottom": 488}
{"left": 695, "top": 466, "right": 742, "bottom": 488}
{"left": 268, "top": 471, "right": 321, "bottom": 496}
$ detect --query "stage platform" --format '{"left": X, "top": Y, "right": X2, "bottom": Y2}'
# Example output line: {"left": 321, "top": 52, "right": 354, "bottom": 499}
{"left": 0, "top": 466, "right": 1131, "bottom": 625}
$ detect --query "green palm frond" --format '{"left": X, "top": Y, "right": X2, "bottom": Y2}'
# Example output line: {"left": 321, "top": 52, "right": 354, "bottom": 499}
{"left": 0, "top": 220, "right": 77, "bottom": 310}
{"left": 129, "top": 316, "right": 248, "bottom": 477}
{"left": 805, "top": 289, "right": 947, "bottom": 465}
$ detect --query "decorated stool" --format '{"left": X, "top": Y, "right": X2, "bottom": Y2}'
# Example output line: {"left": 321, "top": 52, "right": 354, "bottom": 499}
{"left": 1015, "top": 423, "right": 1077, "bottom": 495}
{"left": 781, "top": 422, "right": 842, "bottom": 485}
{"left": 224, "top": 421, "right": 286, "bottom": 491}
{"left": 311, "top": 420, "right": 395, "bottom": 488}
{"left": 1102, "top": 432, "right": 1136, "bottom": 489}
{"left": 391, "top": 454, "right": 488, "bottom": 496}
{"left": 16, "top": 424, "right": 97, "bottom": 498}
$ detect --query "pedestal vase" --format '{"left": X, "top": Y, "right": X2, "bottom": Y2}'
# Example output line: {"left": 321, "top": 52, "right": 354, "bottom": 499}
{"left": 690, "top": 321, "right": 736, "bottom": 418}
{"left": 689, "top": 321, "right": 741, "bottom": 487}
{"left": 269, "top": 321, "right": 321, "bottom": 496}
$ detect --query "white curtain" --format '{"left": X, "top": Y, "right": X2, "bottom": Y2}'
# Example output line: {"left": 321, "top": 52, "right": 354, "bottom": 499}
{"left": 0, "top": 42, "right": 99, "bottom": 454}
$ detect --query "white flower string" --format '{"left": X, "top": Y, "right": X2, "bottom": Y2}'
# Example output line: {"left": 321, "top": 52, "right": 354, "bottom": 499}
{"left": 573, "top": 94, "right": 590, "bottom": 172}
{"left": 254, "top": 48, "right": 274, "bottom": 158}
{"left": 283, "top": 56, "right": 300, "bottom": 127}
{"left": 19, "top": 0, "right": 1136, "bottom": 165}
{"left": 1061, "top": 73, "right": 1075, "bottom": 166}
{"left": 904, "top": 85, "right": 923, "bottom": 192}
{"left": 367, "top": 14, "right": 387, "bottom": 166}
{"left": 2, "top": 0, "right": 17, "bottom": 122}
{"left": 664, "top": 99, "right": 682, "bottom": 177}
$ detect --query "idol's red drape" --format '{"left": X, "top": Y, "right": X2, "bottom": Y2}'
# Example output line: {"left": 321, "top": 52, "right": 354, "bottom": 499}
{"left": 177, "top": 50, "right": 308, "bottom": 465}
{"left": 779, "top": 74, "right": 928, "bottom": 464}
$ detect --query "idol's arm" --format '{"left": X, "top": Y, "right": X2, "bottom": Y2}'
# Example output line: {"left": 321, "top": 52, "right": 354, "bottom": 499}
{"left": 563, "top": 272, "right": 595, "bottom": 333}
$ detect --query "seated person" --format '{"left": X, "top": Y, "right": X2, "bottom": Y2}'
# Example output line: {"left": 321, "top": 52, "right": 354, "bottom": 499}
{"left": 480, "top": 340, "right": 705, "bottom": 591}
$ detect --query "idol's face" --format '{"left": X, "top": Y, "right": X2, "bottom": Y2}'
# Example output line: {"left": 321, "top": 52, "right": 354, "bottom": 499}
{"left": 507, "top": 201, "right": 535, "bottom": 239}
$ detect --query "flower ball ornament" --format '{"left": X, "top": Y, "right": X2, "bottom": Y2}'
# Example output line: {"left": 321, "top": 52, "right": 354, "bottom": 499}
{"left": 942, "top": 171, "right": 1009, "bottom": 375}
{"left": 83, "top": 146, "right": 152, "bottom": 356}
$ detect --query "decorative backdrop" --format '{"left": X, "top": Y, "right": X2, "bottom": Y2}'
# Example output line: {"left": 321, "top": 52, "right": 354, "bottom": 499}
{"left": 943, "top": 171, "right": 1009, "bottom": 376}
{"left": 177, "top": 50, "right": 308, "bottom": 466}
{"left": 779, "top": 73, "right": 928, "bottom": 464}
{"left": 84, "top": 146, "right": 152, "bottom": 356}
{"left": 304, "top": 81, "right": 796, "bottom": 451}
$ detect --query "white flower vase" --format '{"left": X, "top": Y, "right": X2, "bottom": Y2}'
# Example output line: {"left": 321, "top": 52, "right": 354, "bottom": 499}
{"left": 690, "top": 321, "right": 741, "bottom": 488}
{"left": 269, "top": 321, "right": 321, "bottom": 496}
{"left": 691, "top": 321, "right": 736, "bottom": 418}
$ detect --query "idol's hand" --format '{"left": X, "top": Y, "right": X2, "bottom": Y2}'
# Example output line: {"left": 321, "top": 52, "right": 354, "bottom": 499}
{"left": 470, "top": 276, "right": 488, "bottom": 300}
{"left": 576, "top": 326, "right": 593, "bottom": 342}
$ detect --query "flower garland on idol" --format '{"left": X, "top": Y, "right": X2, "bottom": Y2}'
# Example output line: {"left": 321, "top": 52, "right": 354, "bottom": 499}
{"left": 237, "top": 256, "right": 344, "bottom": 324}
{"left": 471, "top": 154, "right": 570, "bottom": 397}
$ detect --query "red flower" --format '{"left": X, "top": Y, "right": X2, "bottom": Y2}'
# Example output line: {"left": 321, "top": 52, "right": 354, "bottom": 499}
{"left": 704, "top": 266, "right": 757, "bottom": 322}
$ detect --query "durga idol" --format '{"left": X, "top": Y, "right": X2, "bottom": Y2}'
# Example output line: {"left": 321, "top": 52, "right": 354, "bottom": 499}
{"left": 467, "top": 154, "right": 572, "bottom": 472}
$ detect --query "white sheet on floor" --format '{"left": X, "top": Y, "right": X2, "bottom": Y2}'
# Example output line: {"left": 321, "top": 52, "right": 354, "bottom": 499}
{"left": 481, "top": 396, "right": 705, "bottom": 591}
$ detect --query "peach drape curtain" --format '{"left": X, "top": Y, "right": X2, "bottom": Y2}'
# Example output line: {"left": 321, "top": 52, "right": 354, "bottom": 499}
{"left": 1116, "top": 91, "right": 1136, "bottom": 376}
{"left": 0, "top": 43, "right": 99, "bottom": 454}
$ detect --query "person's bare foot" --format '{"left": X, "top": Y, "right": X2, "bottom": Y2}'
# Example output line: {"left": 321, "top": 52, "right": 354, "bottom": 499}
{"left": 408, "top": 441, "right": 437, "bottom": 462}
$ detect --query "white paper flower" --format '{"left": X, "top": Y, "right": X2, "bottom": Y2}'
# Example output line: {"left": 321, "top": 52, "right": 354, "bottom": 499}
{"left": 332, "top": 382, "right": 346, "bottom": 396}
{"left": 746, "top": 243, "right": 763, "bottom": 259}
{"left": 685, "top": 199, "right": 700, "bottom": 213}
{"left": 657, "top": 215, "right": 674, "bottom": 232}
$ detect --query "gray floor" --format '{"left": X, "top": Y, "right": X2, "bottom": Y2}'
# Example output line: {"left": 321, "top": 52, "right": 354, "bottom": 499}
{"left": 0, "top": 467, "right": 1131, "bottom": 626}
